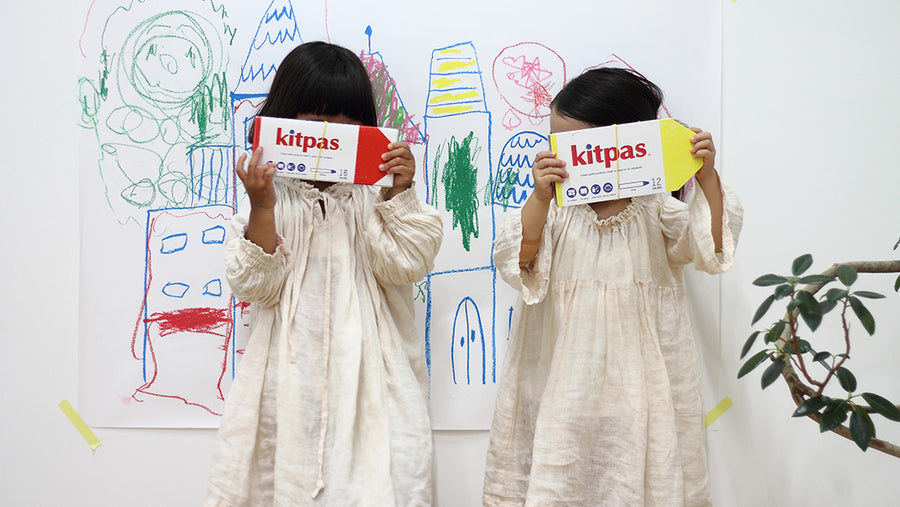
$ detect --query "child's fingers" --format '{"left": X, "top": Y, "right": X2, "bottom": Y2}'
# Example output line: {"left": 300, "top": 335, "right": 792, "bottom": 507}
{"left": 382, "top": 142, "right": 413, "bottom": 161}
{"left": 379, "top": 156, "right": 413, "bottom": 174}
{"left": 235, "top": 153, "right": 250, "bottom": 184}
{"left": 535, "top": 156, "right": 567, "bottom": 171}
{"left": 536, "top": 165, "right": 569, "bottom": 182}
{"left": 386, "top": 141, "right": 412, "bottom": 152}
{"left": 248, "top": 146, "right": 264, "bottom": 166}
{"left": 535, "top": 150, "right": 559, "bottom": 163}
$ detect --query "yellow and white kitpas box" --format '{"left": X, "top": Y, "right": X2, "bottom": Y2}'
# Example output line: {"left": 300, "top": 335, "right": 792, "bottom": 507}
{"left": 550, "top": 119, "right": 702, "bottom": 206}
{"left": 252, "top": 116, "right": 399, "bottom": 187}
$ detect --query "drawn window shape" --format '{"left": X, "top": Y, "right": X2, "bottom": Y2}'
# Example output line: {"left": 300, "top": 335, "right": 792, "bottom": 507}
{"left": 202, "top": 225, "right": 227, "bottom": 244}
{"left": 203, "top": 279, "right": 223, "bottom": 297}
{"left": 450, "top": 296, "right": 486, "bottom": 385}
{"left": 160, "top": 233, "right": 188, "bottom": 254}
{"left": 161, "top": 282, "right": 190, "bottom": 298}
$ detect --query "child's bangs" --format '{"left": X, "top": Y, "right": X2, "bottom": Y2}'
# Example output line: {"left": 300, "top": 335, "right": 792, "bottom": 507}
{"left": 300, "top": 72, "right": 375, "bottom": 126}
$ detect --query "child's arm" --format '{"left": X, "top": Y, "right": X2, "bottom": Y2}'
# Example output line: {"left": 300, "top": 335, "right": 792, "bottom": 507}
{"left": 379, "top": 141, "right": 415, "bottom": 201}
{"left": 235, "top": 147, "right": 278, "bottom": 254}
{"left": 519, "top": 151, "right": 568, "bottom": 266}
{"left": 367, "top": 142, "right": 443, "bottom": 285}
{"left": 690, "top": 129, "right": 724, "bottom": 253}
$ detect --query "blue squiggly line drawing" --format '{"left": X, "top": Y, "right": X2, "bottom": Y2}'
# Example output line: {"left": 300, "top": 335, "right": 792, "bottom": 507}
{"left": 238, "top": 0, "right": 301, "bottom": 89}
{"left": 160, "top": 233, "right": 188, "bottom": 253}
{"left": 493, "top": 131, "right": 547, "bottom": 209}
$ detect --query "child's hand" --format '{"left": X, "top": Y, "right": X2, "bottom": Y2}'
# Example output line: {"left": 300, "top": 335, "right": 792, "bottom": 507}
{"left": 381, "top": 141, "right": 415, "bottom": 199}
{"left": 531, "top": 151, "right": 568, "bottom": 203}
{"left": 236, "top": 147, "right": 277, "bottom": 209}
{"left": 689, "top": 128, "right": 717, "bottom": 180}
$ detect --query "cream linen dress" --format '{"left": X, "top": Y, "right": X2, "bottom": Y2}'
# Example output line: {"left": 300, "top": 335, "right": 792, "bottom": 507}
{"left": 483, "top": 181, "right": 742, "bottom": 507}
{"left": 205, "top": 180, "right": 442, "bottom": 506}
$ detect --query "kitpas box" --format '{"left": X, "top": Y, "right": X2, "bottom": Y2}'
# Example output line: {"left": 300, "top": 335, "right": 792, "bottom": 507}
{"left": 550, "top": 118, "right": 702, "bottom": 206}
{"left": 251, "top": 116, "right": 399, "bottom": 187}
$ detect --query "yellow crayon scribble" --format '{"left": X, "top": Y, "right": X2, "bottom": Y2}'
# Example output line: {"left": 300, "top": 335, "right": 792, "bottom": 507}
{"left": 429, "top": 90, "right": 480, "bottom": 105}
{"left": 439, "top": 48, "right": 463, "bottom": 55}
{"left": 432, "top": 77, "right": 463, "bottom": 89}
{"left": 437, "top": 60, "right": 476, "bottom": 72}
{"left": 432, "top": 104, "right": 475, "bottom": 115}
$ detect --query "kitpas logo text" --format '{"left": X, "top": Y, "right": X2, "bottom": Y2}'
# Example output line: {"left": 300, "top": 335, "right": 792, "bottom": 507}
{"left": 569, "top": 142, "right": 647, "bottom": 168}
{"left": 274, "top": 128, "right": 341, "bottom": 152}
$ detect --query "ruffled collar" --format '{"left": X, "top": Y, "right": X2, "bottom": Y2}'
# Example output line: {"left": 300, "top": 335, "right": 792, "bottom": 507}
{"left": 274, "top": 177, "right": 354, "bottom": 200}
{"left": 571, "top": 195, "right": 650, "bottom": 230}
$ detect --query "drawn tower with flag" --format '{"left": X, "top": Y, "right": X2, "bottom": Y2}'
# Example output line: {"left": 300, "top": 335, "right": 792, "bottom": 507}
{"left": 422, "top": 42, "right": 500, "bottom": 429}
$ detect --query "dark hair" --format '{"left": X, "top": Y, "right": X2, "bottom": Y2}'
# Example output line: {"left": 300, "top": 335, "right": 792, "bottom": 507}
{"left": 249, "top": 41, "right": 377, "bottom": 142}
{"left": 551, "top": 67, "right": 663, "bottom": 127}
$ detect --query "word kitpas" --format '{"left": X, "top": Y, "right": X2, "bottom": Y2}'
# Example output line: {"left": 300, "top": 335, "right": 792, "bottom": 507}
{"left": 550, "top": 119, "right": 702, "bottom": 206}
{"left": 252, "top": 116, "right": 399, "bottom": 187}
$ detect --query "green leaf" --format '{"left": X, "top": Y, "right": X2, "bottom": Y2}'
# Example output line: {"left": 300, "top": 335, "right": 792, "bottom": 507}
{"left": 824, "top": 288, "right": 849, "bottom": 303}
{"left": 853, "top": 290, "right": 885, "bottom": 299}
{"left": 818, "top": 299, "right": 838, "bottom": 315}
{"left": 796, "top": 290, "right": 823, "bottom": 331}
{"left": 761, "top": 358, "right": 787, "bottom": 389}
{"left": 793, "top": 396, "right": 827, "bottom": 417}
{"left": 849, "top": 407, "right": 875, "bottom": 451}
{"left": 849, "top": 296, "right": 876, "bottom": 335}
{"left": 792, "top": 254, "right": 813, "bottom": 276}
{"left": 796, "top": 339, "right": 812, "bottom": 354}
{"left": 798, "top": 274, "right": 835, "bottom": 285}
{"left": 764, "top": 321, "right": 787, "bottom": 344}
{"left": 753, "top": 274, "right": 789, "bottom": 287}
{"left": 752, "top": 295, "right": 776, "bottom": 325}
{"left": 738, "top": 350, "right": 770, "bottom": 379}
{"left": 894, "top": 273, "right": 900, "bottom": 292}
{"left": 819, "top": 399, "right": 849, "bottom": 432}
{"left": 861, "top": 392, "right": 900, "bottom": 421}
{"left": 836, "top": 264, "right": 858, "bottom": 286}
{"left": 812, "top": 351, "right": 831, "bottom": 363}
{"left": 740, "top": 331, "right": 760, "bottom": 359}
{"left": 835, "top": 367, "right": 857, "bottom": 392}
{"left": 773, "top": 284, "right": 793, "bottom": 300}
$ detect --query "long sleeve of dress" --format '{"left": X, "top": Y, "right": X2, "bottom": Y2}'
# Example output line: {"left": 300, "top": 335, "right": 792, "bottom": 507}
{"left": 492, "top": 209, "right": 554, "bottom": 305}
{"left": 661, "top": 178, "right": 743, "bottom": 274}
{"left": 224, "top": 215, "right": 291, "bottom": 307}
{"left": 366, "top": 188, "right": 443, "bottom": 286}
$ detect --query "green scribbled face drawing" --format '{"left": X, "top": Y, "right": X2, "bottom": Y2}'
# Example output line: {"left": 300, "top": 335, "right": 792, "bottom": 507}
{"left": 123, "top": 12, "right": 213, "bottom": 107}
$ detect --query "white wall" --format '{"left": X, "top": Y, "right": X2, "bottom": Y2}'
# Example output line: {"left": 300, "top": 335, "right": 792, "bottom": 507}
{"left": 713, "top": 1, "right": 900, "bottom": 505}
{"left": 2, "top": 1, "right": 899, "bottom": 506}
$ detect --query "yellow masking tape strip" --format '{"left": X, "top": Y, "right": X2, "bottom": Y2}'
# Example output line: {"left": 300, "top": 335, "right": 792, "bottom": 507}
{"left": 705, "top": 397, "right": 733, "bottom": 428}
{"left": 312, "top": 121, "right": 328, "bottom": 182}
{"left": 550, "top": 134, "right": 563, "bottom": 207}
{"left": 59, "top": 399, "right": 101, "bottom": 450}
{"left": 614, "top": 123, "right": 620, "bottom": 199}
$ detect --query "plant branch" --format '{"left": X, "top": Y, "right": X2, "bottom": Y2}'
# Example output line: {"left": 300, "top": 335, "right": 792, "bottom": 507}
{"left": 779, "top": 260, "right": 900, "bottom": 458}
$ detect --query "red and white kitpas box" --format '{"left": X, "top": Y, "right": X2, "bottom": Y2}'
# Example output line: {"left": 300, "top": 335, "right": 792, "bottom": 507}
{"left": 251, "top": 116, "right": 399, "bottom": 187}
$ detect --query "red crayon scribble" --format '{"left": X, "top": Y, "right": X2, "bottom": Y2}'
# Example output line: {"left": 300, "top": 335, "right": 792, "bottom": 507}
{"left": 131, "top": 331, "right": 225, "bottom": 416}
{"left": 144, "top": 307, "right": 231, "bottom": 337}
{"left": 493, "top": 42, "right": 566, "bottom": 122}
{"left": 79, "top": 0, "right": 97, "bottom": 58}
{"left": 233, "top": 97, "right": 266, "bottom": 113}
